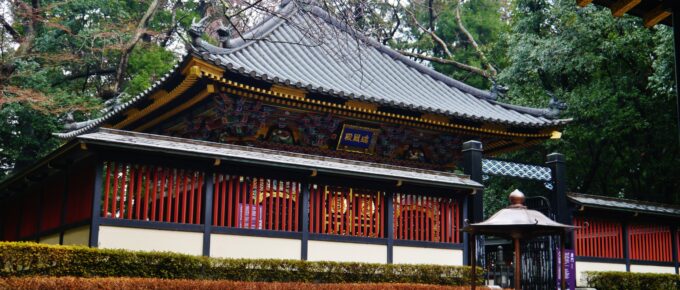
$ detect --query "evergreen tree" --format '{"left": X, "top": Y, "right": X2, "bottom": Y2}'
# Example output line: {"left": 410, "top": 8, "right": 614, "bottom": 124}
{"left": 499, "top": 0, "right": 680, "bottom": 204}
{"left": 0, "top": 0, "right": 199, "bottom": 178}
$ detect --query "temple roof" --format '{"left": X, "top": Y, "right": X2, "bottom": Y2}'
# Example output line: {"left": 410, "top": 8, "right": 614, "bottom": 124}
{"left": 193, "top": 0, "right": 568, "bottom": 127}
{"left": 57, "top": 0, "right": 569, "bottom": 139}
{"left": 568, "top": 192, "right": 680, "bottom": 217}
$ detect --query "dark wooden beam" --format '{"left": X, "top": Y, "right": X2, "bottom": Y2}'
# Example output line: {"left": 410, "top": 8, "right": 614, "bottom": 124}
{"left": 610, "top": 0, "right": 642, "bottom": 17}
{"left": 644, "top": 3, "right": 672, "bottom": 28}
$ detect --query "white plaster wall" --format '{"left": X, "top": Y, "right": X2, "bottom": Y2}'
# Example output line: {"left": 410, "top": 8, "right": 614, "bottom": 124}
{"left": 392, "top": 246, "right": 463, "bottom": 266}
{"left": 210, "top": 234, "right": 300, "bottom": 260}
{"left": 38, "top": 233, "right": 60, "bottom": 245}
{"left": 62, "top": 226, "right": 90, "bottom": 246}
{"left": 307, "top": 240, "right": 386, "bottom": 263}
{"left": 98, "top": 226, "right": 202, "bottom": 256}
{"left": 575, "top": 261, "right": 627, "bottom": 287}
{"left": 630, "top": 264, "right": 677, "bottom": 274}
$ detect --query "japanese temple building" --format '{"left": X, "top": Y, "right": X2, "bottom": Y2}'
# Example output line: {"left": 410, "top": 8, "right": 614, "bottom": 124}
{"left": 0, "top": 0, "right": 677, "bottom": 284}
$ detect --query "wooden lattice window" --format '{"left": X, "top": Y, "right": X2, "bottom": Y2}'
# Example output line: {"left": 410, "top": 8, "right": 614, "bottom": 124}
{"left": 212, "top": 175, "right": 300, "bottom": 232}
{"left": 628, "top": 224, "right": 673, "bottom": 262}
{"left": 309, "top": 185, "right": 385, "bottom": 238}
{"left": 393, "top": 193, "right": 461, "bottom": 243}
{"left": 574, "top": 217, "right": 623, "bottom": 259}
{"left": 101, "top": 161, "right": 205, "bottom": 224}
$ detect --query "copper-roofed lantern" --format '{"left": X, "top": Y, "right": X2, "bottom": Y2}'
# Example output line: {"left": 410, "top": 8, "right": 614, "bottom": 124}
{"left": 464, "top": 189, "right": 576, "bottom": 290}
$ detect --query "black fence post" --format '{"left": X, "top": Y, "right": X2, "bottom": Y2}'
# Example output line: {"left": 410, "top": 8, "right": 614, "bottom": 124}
{"left": 463, "top": 141, "right": 484, "bottom": 222}
{"left": 60, "top": 167, "right": 70, "bottom": 245}
{"left": 202, "top": 171, "right": 214, "bottom": 257}
{"left": 89, "top": 158, "right": 103, "bottom": 248}
{"left": 463, "top": 140, "right": 483, "bottom": 266}
{"left": 671, "top": 225, "right": 678, "bottom": 274}
{"left": 622, "top": 221, "right": 630, "bottom": 272}
{"left": 386, "top": 191, "right": 394, "bottom": 264}
{"left": 547, "top": 153, "right": 571, "bottom": 248}
{"left": 301, "top": 183, "right": 310, "bottom": 260}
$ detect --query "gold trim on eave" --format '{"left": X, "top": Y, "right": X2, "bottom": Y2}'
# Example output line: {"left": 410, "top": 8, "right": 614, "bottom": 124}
{"left": 135, "top": 85, "right": 215, "bottom": 131}
{"left": 271, "top": 84, "right": 306, "bottom": 98}
{"left": 421, "top": 113, "right": 449, "bottom": 124}
{"left": 113, "top": 67, "right": 201, "bottom": 129}
{"left": 345, "top": 100, "right": 379, "bottom": 112}
{"left": 181, "top": 57, "right": 225, "bottom": 77}
{"left": 550, "top": 131, "right": 562, "bottom": 139}
{"left": 208, "top": 75, "right": 558, "bottom": 139}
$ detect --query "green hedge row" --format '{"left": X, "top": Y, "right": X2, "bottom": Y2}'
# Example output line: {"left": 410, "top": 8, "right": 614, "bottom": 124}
{"left": 0, "top": 242, "right": 481, "bottom": 285}
{"left": 586, "top": 271, "right": 680, "bottom": 290}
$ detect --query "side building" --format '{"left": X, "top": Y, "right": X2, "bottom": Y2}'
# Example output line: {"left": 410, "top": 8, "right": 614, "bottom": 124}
{"left": 570, "top": 193, "right": 680, "bottom": 284}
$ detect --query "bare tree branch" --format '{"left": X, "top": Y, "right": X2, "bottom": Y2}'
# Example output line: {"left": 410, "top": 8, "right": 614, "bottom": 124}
{"left": 161, "top": 0, "right": 183, "bottom": 48}
{"left": 58, "top": 68, "right": 116, "bottom": 83}
{"left": 454, "top": 1, "right": 497, "bottom": 77}
{"left": 0, "top": 15, "right": 20, "bottom": 42}
{"left": 398, "top": 49, "right": 490, "bottom": 78}
{"left": 379, "top": 1, "right": 401, "bottom": 45}
{"left": 405, "top": 8, "right": 452, "bottom": 58}
{"left": 113, "top": 0, "right": 161, "bottom": 93}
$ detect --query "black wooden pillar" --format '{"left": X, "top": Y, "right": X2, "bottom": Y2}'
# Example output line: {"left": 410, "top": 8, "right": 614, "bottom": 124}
{"left": 35, "top": 185, "right": 44, "bottom": 242}
{"left": 202, "top": 171, "right": 214, "bottom": 256}
{"left": 463, "top": 141, "right": 484, "bottom": 222}
{"left": 89, "top": 159, "right": 104, "bottom": 248}
{"left": 59, "top": 167, "right": 70, "bottom": 245}
{"left": 386, "top": 191, "right": 394, "bottom": 264}
{"left": 300, "top": 183, "right": 310, "bottom": 260}
{"left": 622, "top": 221, "right": 631, "bottom": 272}
{"left": 462, "top": 140, "right": 483, "bottom": 266}
{"left": 547, "top": 153, "right": 572, "bottom": 248}
{"left": 671, "top": 225, "right": 679, "bottom": 274}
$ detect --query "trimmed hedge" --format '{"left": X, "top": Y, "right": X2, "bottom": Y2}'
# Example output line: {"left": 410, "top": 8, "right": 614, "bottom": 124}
{"left": 0, "top": 242, "right": 481, "bottom": 285}
{"left": 0, "top": 277, "right": 505, "bottom": 290}
{"left": 586, "top": 271, "right": 680, "bottom": 290}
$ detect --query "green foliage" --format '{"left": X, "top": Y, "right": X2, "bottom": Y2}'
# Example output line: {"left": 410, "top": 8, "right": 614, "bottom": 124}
{"left": 0, "top": 242, "right": 482, "bottom": 285}
{"left": 124, "top": 45, "right": 177, "bottom": 98}
{"left": 0, "top": 0, "right": 198, "bottom": 179}
{"left": 498, "top": 0, "right": 680, "bottom": 204}
{"left": 585, "top": 271, "right": 680, "bottom": 290}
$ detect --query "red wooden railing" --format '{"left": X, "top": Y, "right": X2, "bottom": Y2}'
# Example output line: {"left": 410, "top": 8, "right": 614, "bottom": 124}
{"left": 101, "top": 161, "right": 205, "bottom": 224}
{"left": 628, "top": 224, "right": 673, "bottom": 262}
{"left": 309, "top": 185, "right": 385, "bottom": 238}
{"left": 212, "top": 174, "right": 300, "bottom": 232}
{"left": 574, "top": 217, "right": 623, "bottom": 259}
{"left": 393, "top": 193, "right": 460, "bottom": 243}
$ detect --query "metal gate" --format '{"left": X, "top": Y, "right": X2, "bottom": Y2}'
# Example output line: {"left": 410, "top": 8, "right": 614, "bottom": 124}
{"left": 483, "top": 195, "right": 558, "bottom": 289}
{"left": 481, "top": 158, "right": 558, "bottom": 289}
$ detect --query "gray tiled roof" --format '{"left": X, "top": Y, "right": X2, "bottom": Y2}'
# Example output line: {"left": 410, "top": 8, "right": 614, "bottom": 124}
{"left": 195, "top": 0, "right": 569, "bottom": 127}
{"left": 568, "top": 193, "right": 680, "bottom": 217}
{"left": 56, "top": 0, "right": 567, "bottom": 139}
{"left": 79, "top": 129, "right": 482, "bottom": 189}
